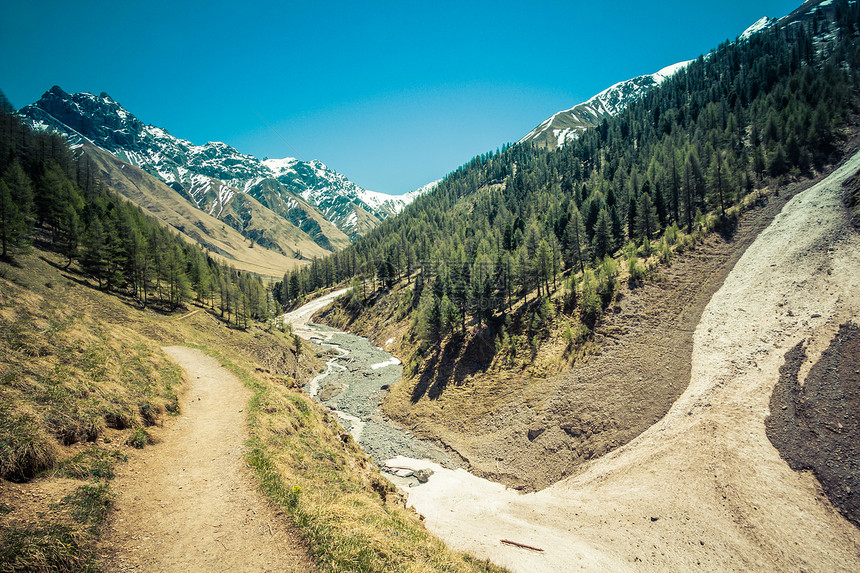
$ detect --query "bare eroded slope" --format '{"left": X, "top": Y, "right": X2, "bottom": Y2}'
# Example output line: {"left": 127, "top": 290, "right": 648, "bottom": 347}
{"left": 391, "top": 149, "right": 860, "bottom": 572}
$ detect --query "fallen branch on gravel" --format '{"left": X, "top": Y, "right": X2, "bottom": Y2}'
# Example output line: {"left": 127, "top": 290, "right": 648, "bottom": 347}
{"left": 500, "top": 539, "right": 544, "bottom": 552}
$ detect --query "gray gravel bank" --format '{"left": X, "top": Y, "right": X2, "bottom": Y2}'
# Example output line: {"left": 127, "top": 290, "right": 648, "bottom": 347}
{"left": 302, "top": 324, "right": 463, "bottom": 471}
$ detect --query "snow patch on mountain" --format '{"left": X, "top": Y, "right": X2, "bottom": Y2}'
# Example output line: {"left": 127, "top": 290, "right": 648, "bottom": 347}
{"left": 521, "top": 60, "right": 692, "bottom": 149}
{"left": 739, "top": 16, "right": 777, "bottom": 41}
{"left": 262, "top": 157, "right": 299, "bottom": 177}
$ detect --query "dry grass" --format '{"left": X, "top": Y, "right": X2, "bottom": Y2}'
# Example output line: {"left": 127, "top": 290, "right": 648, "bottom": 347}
{"left": 0, "top": 263, "right": 182, "bottom": 481}
{"left": 0, "top": 247, "right": 505, "bottom": 572}
{"left": 198, "top": 347, "right": 505, "bottom": 572}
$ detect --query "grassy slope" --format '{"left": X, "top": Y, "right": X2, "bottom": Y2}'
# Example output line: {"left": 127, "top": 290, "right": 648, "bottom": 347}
{"left": 246, "top": 178, "right": 353, "bottom": 252}
{"left": 85, "top": 146, "right": 329, "bottom": 277}
{"left": 0, "top": 249, "right": 503, "bottom": 573}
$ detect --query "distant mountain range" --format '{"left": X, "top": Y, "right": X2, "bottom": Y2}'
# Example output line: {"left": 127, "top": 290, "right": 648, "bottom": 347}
{"left": 19, "top": 87, "right": 424, "bottom": 256}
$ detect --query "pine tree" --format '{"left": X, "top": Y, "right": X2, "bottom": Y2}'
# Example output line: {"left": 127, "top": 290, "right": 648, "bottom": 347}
{"left": 440, "top": 294, "right": 459, "bottom": 338}
{"left": 707, "top": 152, "right": 727, "bottom": 217}
{"left": 58, "top": 204, "right": 81, "bottom": 268}
{"left": 416, "top": 284, "right": 441, "bottom": 346}
{"left": 80, "top": 217, "right": 108, "bottom": 288}
{"left": 635, "top": 193, "right": 658, "bottom": 242}
{"left": 768, "top": 144, "right": 788, "bottom": 177}
{"left": 0, "top": 181, "right": 20, "bottom": 258}
{"left": 654, "top": 182, "right": 667, "bottom": 227}
{"left": 535, "top": 239, "right": 552, "bottom": 297}
{"left": 627, "top": 195, "right": 638, "bottom": 240}
{"left": 0, "top": 161, "right": 34, "bottom": 258}
{"left": 563, "top": 208, "right": 587, "bottom": 274}
{"left": 591, "top": 209, "right": 614, "bottom": 261}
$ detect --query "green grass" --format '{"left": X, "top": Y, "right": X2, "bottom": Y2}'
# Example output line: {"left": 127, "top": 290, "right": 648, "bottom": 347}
{"left": 124, "top": 428, "right": 151, "bottom": 449}
{"left": 60, "top": 483, "right": 114, "bottom": 529}
{"left": 52, "top": 446, "right": 127, "bottom": 481}
{"left": 0, "top": 524, "right": 101, "bottom": 573}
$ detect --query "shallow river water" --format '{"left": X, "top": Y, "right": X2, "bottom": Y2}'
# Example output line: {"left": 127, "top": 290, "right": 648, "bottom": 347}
{"left": 299, "top": 323, "right": 463, "bottom": 481}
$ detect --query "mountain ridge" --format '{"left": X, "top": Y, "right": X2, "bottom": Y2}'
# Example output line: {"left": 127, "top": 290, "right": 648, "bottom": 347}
{"left": 518, "top": 60, "right": 693, "bottom": 150}
{"left": 18, "top": 87, "right": 422, "bottom": 247}
{"left": 518, "top": 1, "right": 836, "bottom": 151}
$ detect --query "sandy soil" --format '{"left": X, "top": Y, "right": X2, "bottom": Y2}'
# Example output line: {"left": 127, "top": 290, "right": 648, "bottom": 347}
{"left": 281, "top": 288, "right": 349, "bottom": 337}
{"left": 99, "top": 346, "right": 315, "bottom": 572}
{"left": 388, "top": 150, "right": 860, "bottom": 572}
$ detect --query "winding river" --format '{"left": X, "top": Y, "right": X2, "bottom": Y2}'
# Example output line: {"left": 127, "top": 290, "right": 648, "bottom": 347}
{"left": 280, "top": 291, "right": 462, "bottom": 484}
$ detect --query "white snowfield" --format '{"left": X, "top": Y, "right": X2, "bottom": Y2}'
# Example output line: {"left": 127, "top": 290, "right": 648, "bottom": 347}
{"left": 389, "top": 150, "right": 860, "bottom": 572}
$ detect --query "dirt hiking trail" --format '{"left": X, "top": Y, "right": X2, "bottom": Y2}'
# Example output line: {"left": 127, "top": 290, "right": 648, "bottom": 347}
{"left": 390, "top": 151, "right": 860, "bottom": 571}
{"left": 100, "top": 346, "right": 315, "bottom": 572}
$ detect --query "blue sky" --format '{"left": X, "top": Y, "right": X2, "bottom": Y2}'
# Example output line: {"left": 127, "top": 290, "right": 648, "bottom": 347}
{"left": 2, "top": 0, "right": 802, "bottom": 195}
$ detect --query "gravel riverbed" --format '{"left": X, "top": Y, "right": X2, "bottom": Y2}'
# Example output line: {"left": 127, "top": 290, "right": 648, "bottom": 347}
{"left": 301, "top": 324, "right": 463, "bottom": 474}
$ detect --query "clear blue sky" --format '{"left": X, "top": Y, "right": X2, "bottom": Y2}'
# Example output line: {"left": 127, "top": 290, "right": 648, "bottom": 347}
{"left": 1, "top": 0, "right": 802, "bottom": 195}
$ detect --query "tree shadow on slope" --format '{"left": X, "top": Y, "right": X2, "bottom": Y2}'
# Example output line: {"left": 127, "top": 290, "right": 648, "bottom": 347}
{"left": 766, "top": 323, "right": 860, "bottom": 528}
{"left": 411, "top": 329, "right": 497, "bottom": 403}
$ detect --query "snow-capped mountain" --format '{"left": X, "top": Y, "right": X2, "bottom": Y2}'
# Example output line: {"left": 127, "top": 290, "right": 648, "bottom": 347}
{"left": 739, "top": 16, "right": 778, "bottom": 41}
{"left": 519, "top": 0, "right": 842, "bottom": 152}
{"left": 19, "top": 87, "right": 415, "bottom": 243}
{"left": 519, "top": 61, "right": 692, "bottom": 150}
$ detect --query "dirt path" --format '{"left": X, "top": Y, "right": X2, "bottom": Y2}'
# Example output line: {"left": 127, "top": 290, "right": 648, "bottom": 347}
{"left": 100, "top": 346, "right": 315, "bottom": 572}
{"left": 390, "top": 150, "right": 860, "bottom": 571}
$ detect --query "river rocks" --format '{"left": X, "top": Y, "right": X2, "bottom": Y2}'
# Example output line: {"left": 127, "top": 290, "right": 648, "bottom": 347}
{"left": 303, "top": 326, "right": 463, "bottom": 470}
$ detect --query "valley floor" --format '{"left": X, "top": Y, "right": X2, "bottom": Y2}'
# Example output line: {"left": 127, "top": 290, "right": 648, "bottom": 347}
{"left": 383, "top": 167, "right": 834, "bottom": 492}
{"left": 389, "top": 149, "right": 860, "bottom": 571}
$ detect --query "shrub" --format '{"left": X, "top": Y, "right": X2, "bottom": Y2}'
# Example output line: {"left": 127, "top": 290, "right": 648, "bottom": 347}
{"left": 125, "top": 427, "right": 151, "bottom": 449}
{"left": 0, "top": 408, "right": 58, "bottom": 481}
{"left": 664, "top": 223, "right": 679, "bottom": 245}
{"left": 597, "top": 257, "right": 618, "bottom": 306}
{"left": 628, "top": 255, "right": 646, "bottom": 284}
{"left": 580, "top": 270, "right": 601, "bottom": 328}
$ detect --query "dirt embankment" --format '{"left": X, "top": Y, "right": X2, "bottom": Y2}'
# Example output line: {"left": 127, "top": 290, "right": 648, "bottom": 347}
{"left": 385, "top": 174, "right": 831, "bottom": 491}
{"left": 99, "top": 346, "right": 315, "bottom": 572}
